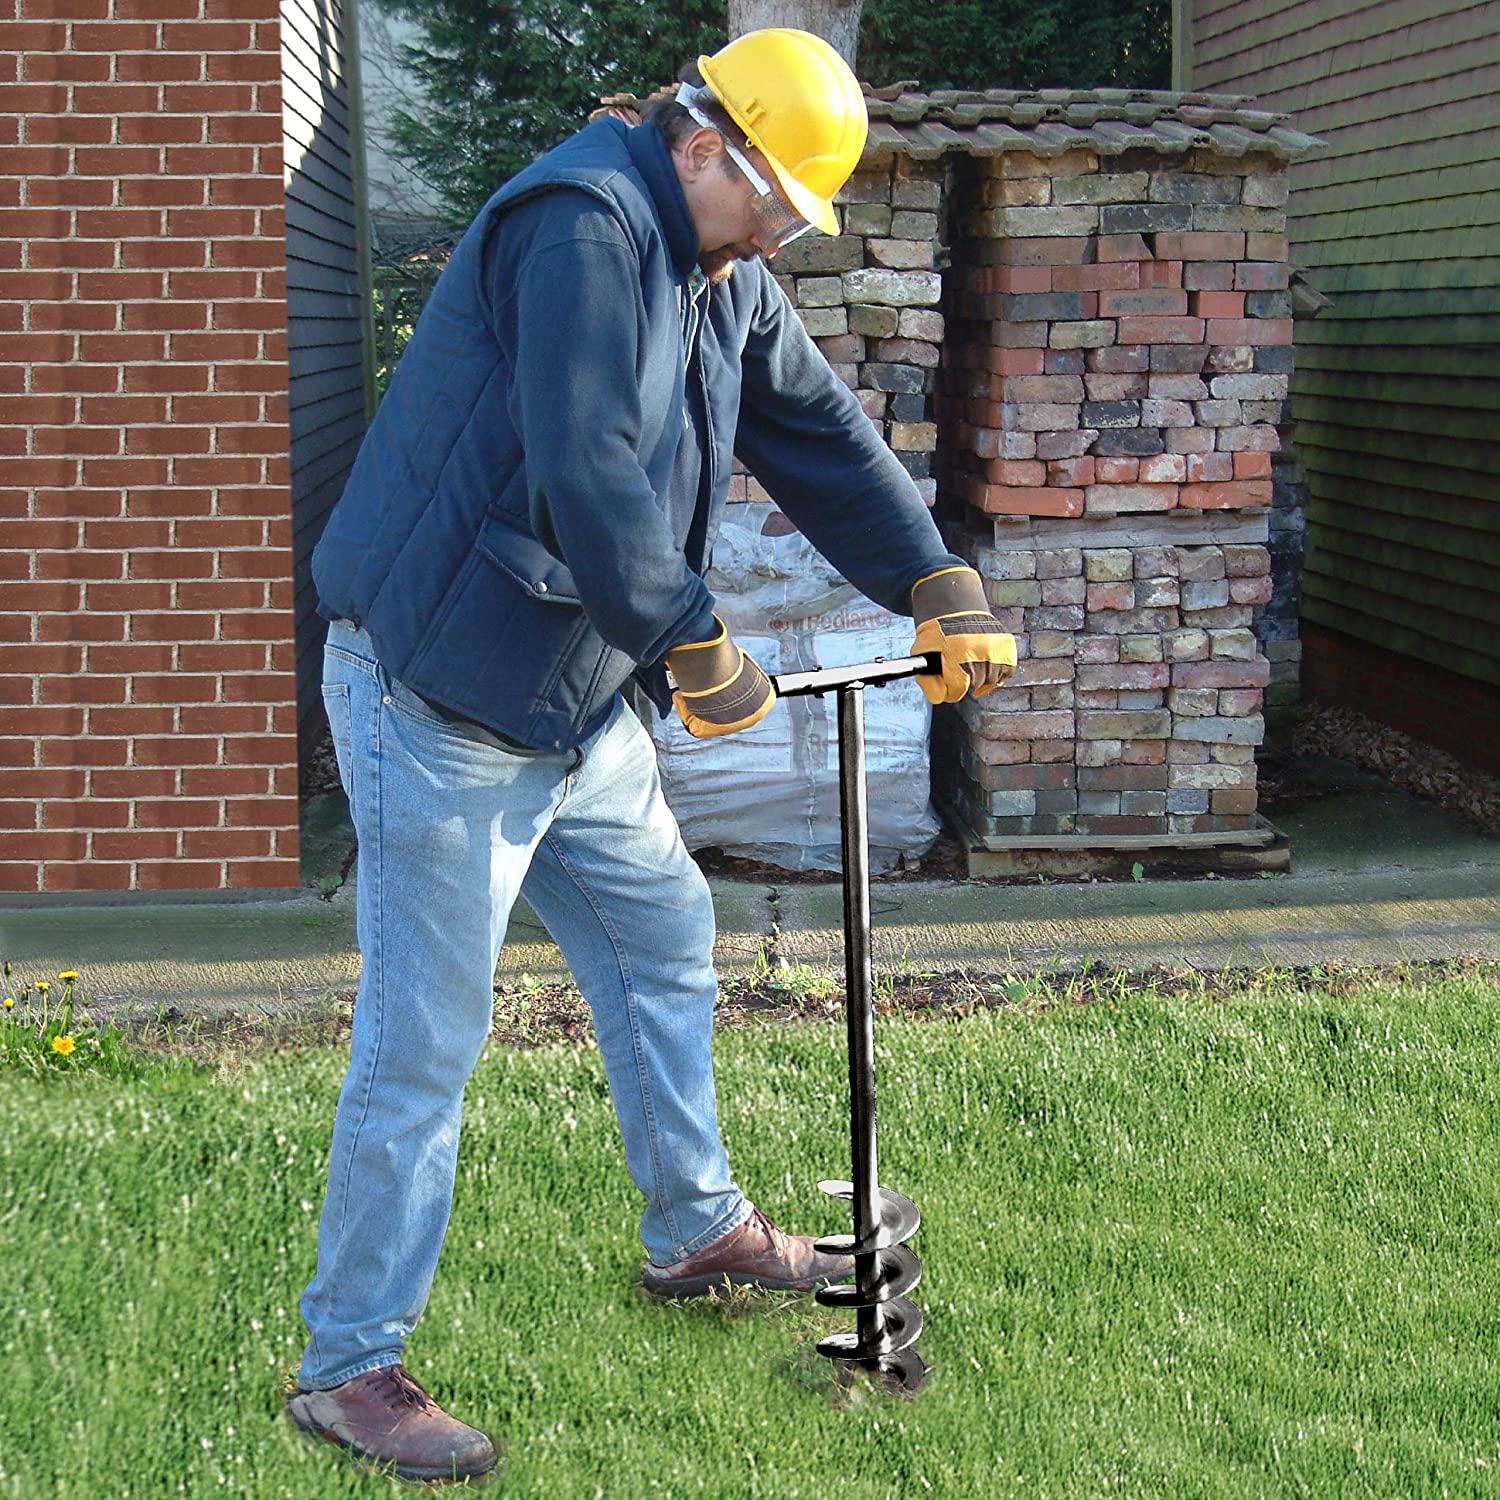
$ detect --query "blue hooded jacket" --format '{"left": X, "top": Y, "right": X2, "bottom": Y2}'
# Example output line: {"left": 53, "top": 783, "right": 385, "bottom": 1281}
{"left": 312, "top": 118, "right": 963, "bottom": 750}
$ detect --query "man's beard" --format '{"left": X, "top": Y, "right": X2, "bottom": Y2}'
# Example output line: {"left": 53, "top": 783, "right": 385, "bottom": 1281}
{"left": 699, "top": 244, "right": 763, "bottom": 284}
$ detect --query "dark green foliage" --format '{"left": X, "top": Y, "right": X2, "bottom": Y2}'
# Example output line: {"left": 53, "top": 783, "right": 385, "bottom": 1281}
{"left": 375, "top": 0, "right": 724, "bottom": 224}
{"left": 858, "top": 0, "right": 1171, "bottom": 92}
{"left": 375, "top": 0, "right": 1172, "bottom": 224}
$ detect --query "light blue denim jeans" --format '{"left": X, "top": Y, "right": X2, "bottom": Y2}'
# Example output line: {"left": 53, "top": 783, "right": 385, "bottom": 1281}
{"left": 297, "top": 620, "right": 750, "bottom": 1389}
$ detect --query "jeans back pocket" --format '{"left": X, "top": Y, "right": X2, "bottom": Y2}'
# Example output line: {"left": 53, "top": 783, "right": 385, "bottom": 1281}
{"left": 320, "top": 682, "right": 356, "bottom": 820}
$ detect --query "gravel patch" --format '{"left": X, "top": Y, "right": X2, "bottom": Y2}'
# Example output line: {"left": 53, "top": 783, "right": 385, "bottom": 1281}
{"left": 1290, "top": 703, "right": 1500, "bottom": 837}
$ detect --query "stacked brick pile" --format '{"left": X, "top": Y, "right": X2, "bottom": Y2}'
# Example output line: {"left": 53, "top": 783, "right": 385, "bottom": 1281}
{"left": 943, "top": 148, "right": 1291, "bottom": 519}
{"left": 693, "top": 84, "right": 1320, "bottom": 859}
{"left": 931, "top": 146, "right": 1292, "bottom": 841}
{"left": 728, "top": 158, "right": 950, "bottom": 508}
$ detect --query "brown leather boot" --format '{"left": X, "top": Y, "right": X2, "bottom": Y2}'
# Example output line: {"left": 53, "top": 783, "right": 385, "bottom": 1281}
{"left": 286, "top": 1363, "right": 498, "bottom": 1483}
{"left": 640, "top": 1203, "right": 855, "bottom": 1298}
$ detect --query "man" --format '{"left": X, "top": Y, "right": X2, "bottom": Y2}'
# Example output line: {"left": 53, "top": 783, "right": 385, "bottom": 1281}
{"left": 287, "top": 28, "right": 1015, "bottom": 1482}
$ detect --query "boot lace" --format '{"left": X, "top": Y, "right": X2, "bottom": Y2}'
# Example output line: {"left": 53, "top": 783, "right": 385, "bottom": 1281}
{"left": 747, "top": 1205, "right": 782, "bottom": 1248}
{"left": 367, "top": 1363, "right": 433, "bottom": 1413}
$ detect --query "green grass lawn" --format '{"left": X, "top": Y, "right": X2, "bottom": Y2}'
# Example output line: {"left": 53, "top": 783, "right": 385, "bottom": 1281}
{"left": 3, "top": 965, "right": 1499, "bottom": 1498}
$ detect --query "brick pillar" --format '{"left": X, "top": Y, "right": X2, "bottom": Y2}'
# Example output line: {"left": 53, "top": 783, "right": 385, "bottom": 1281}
{"left": 933, "top": 148, "right": 1293, "bottom": 853}
{"left": 1, "top": 0, "right": 301, "bottom": 893}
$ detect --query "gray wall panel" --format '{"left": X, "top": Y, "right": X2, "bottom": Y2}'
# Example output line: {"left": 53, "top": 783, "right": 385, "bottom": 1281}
{"left": 282, "top": 0, "right": 368, "bottom": 743}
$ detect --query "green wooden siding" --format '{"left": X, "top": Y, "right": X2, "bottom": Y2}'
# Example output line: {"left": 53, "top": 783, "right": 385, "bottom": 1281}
{"left": 282, "top": 0, "right": 368, "bottom": 737}
{"left": 1186, "top": 0, "right": 1500, "bottom": 700}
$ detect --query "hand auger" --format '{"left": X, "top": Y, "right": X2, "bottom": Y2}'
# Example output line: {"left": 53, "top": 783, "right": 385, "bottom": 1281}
{"left": 769, "top": 650, "right": 942, "bottom": 1398}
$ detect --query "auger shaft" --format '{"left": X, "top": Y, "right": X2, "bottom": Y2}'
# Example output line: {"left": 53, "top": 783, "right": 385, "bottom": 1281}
{"left": 836, "top": 684, "right": 882, "bottom": 1352}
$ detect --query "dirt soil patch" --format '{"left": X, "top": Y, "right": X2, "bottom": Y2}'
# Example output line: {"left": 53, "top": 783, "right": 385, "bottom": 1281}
{"left": 110, "top": 958, "right": 1496, "bottom": 1071}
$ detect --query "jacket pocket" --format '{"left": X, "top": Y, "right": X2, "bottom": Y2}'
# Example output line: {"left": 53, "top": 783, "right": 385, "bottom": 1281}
{"left": 401, "top": 509, "right": 593, "bottom": 744}
{"left": 475, "top": 511, "right": 581, "bottom": 605}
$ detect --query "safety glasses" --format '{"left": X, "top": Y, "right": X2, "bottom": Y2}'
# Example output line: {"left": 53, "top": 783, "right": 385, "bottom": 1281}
{"left": 676, "top": 85, "right": 815, "bottom": 253}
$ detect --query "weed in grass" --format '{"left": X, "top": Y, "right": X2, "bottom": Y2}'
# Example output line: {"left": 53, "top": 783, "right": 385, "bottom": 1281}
{"left": 747, "top": 941, "right": 784, "bottom": 989}
{"left": 0, "top": 960, "right": 188, "bottom": 1082}
{"left": 765, "top": 963, "right": 841, "bottom": 1004}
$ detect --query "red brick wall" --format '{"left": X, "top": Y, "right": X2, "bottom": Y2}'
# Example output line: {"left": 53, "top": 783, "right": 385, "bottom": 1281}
{"left": 1, "top": 0, "right": 301, "bottom": 893}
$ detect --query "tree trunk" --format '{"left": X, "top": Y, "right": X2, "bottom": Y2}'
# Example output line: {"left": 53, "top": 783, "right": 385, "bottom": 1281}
{"left": 727, "top": 0, "right": 865, "bottom": 68}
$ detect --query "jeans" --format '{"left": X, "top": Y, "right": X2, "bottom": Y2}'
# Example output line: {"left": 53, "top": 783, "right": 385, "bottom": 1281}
{"left": 297, "top": 620, "right": 750, "bottom": 1390}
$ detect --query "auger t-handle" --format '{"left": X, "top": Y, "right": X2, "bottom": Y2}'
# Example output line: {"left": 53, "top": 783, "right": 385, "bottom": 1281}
{"left": 768, "top": 652, "right": 938, "bottom": 1396}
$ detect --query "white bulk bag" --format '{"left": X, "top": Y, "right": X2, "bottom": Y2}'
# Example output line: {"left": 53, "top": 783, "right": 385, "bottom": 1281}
{"left": 650, "top": 503, "right": 939, "bottom": 873}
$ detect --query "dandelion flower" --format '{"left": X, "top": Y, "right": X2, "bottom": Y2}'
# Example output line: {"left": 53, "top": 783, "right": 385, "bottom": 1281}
{"left": 36, "top": 981, "right": 50, "bottom": 993}
{"left": 3, "top": 998, "right": 12, "bottom": 1010}
{"left": 58, "top": 970, "right": 78, "bottom": 982}
{"left": 51, "top": 1035, "right": 75, "bottom": 1056}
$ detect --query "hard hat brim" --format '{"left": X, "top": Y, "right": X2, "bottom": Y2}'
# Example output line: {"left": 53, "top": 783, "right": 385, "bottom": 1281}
{"left": 764, "top": 161, "right": 840, "bottom": 239}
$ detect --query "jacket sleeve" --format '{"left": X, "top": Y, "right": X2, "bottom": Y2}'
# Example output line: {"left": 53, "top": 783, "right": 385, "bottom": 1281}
{"left": 494, "top": 214, "right": 718, "bottom": 664}
{"left": 732, "top": 262, "right": 965, "bottom": 616}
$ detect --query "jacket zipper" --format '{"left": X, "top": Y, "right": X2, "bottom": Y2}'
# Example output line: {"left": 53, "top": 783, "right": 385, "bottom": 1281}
{"left": 685, "top": 275, "right": 715, "bottom": 496}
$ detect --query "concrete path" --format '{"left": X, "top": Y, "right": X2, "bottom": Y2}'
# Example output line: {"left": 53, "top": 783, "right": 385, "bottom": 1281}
{"left": 1, "top": 758, "right": 1495, "bottom": 1022}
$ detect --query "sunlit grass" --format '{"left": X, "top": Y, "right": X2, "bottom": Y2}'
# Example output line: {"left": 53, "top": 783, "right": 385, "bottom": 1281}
{"left": 3, "top": 964, "right": 1498, "bottom": 1497}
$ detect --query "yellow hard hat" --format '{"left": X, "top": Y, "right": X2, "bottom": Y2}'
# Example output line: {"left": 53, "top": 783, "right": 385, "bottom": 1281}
{"left": 697, "top": 29, "right": 867, "bottom": 238}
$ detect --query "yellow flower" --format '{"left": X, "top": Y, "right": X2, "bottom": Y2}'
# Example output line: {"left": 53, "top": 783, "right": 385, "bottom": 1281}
{"left": 2, "top": 998, "right": 12, "bottom": 1010}
{"left": 58, "top": 970, "right": 78, "bottom": 982}
{"left": 37, "top": 981, "right": 50, "bottom": 992}
{"left": 51, "top": 1035, "right": 75, "bottom": 1056}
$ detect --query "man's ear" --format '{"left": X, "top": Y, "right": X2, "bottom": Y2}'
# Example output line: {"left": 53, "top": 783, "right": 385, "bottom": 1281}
{"left": 676, "top": 126, "right": 722, "bottom": 181}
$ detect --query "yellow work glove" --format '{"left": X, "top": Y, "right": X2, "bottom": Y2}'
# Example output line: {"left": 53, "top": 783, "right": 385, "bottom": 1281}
{"left": 909, "top": 565, "right": 1018, "bottom": 705}
{"left": 666, "top": 617, "right": 775, "bottom": 738}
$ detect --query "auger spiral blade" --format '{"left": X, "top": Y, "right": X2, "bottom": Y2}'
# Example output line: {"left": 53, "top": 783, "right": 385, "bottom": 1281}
{"left": 871, "top": 1346, "right": 928, "bottom": 1396}
{"left": 814, "top": 1242, "right": 921, "bottom": 1308}
{"left": 815, "top": 1295, "right": 923, "bottom": 1361}
{"left": 813, "top": 1180, "right": 920, "bottom": 1255}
